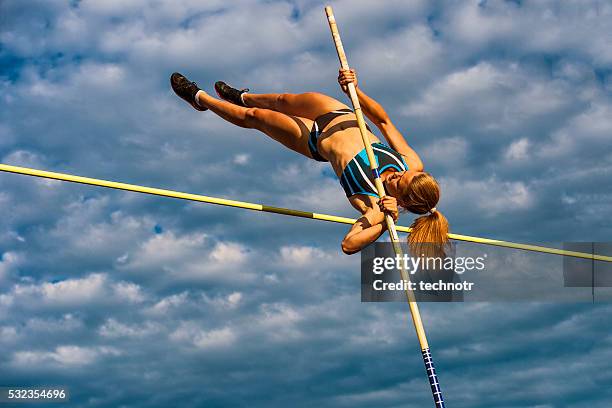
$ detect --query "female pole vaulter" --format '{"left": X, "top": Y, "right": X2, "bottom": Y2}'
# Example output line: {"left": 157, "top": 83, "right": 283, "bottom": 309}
{"left": 170, "top": 69, "right": 449, "bottom": 255}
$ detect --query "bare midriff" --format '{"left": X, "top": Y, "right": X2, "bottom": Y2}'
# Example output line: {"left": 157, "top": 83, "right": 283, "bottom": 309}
{"left": 316, "top": 112, "right": 382, "bottom": 177}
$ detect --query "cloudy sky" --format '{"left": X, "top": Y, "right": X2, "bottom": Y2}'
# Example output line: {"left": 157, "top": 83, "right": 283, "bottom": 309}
{"left": 1, "top": 0, "right": 612, "bottom": 406}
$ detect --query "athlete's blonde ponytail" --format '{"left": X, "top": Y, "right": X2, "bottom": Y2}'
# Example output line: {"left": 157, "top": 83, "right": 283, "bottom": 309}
{"left": 398, "top": 173, "right": 449, "bottom": 258}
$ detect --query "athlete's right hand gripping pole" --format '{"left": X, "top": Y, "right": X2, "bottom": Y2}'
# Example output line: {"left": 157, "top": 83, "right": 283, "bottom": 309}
{"left": 324, "top": 6, "right": 445, "bottom": 407}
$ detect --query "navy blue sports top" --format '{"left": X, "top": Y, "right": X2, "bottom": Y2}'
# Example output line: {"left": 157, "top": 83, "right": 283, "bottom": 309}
{"left": 339, "top": 142, "right": 408, "bottom": 198}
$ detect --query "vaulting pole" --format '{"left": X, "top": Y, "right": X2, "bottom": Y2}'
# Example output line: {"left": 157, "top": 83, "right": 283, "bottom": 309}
{"left": 325, "top": 7, "right": 445, "bottom": 406}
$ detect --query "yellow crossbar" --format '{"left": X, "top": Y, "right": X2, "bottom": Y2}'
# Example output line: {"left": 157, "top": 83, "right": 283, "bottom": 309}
{"left": 1, "top": 163, "right": 610, "bottom": 262}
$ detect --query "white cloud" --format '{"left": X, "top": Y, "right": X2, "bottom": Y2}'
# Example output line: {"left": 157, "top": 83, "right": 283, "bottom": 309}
{"left": 11, "top": 274, "right": 108, "bottom": 306}
{"left": 5, "top": 273, "right": 151, "bottom": 310}
{"left": 0, "top": 326, "right": 18, "bottom": 343}
{"left": 275, "top": 162, "right": 350, "bottom": 215}
{"left": 446, "top": 0, "right": 517, "bottom": 47}
{"left": 48, "top": 205, "right": 152, "bottom": 261}
{"left": 0, "top": 251, "right": 22, "bottom": 286}
{"left": 170, "top": 322, "right": 237, "bottom": 349}
{"left": 278, "top": 245, "right": 330, "bottom": 267}
{"left": 99, "top": 318, "right": 160, "bottom": 338}
{"left": 72, "top": 62, "right": 126, "bottom": 90}
{"left": 128, "top": 231, "right": 206, "bottom": 267}
{"left": 202, "top": 291, "right": 243, "bottom": 311}
{"left": 112, "top": 281, "right": 145, "bottom": 303}
{"left": 24, "top": 314, "right": 83, "bottom": 333}
{"left": 402, "top": 62, "right": 512, "bottom": 123}
{"left": 256, "top": 302, "right": 303, "bottom": 342}
{"left": 233, "top": 153, "right": 250, "bottom": 165}
{"left": 538, "top": 102, "right": 612, "bottom": 159}
{"left": 145, "top": 291, "right": 189, "bottom": 316}
{"left": 191, "top": 327, "right": 236, "bottom": 349}
{"left": 353, "top": 24, "right": 445, "bottom": 91}
{"left": 442, "top": 1, "right": 612, "bottom": 64}
{"left": 504, "top": 138, "right": 531, "bottom": 161}
{"left": 119, "top": 231, "right": 254, "bottom": 282}
{"left": 12, "top": 345, "right": 120, "bottom": 367}
{"left": 1, "top": 150, "right": 46, "bottom": 168}
{"left": 442, "top": 176, "right": 534, "bottom": 216}
{"left": 402, "top": 62, "right": 576, "bottom": 138}
{"left": 422, "top": 136, "right": 469, "bottom": 168}
{"left": 209, "top": 242, "right": 248, "bottom": 264}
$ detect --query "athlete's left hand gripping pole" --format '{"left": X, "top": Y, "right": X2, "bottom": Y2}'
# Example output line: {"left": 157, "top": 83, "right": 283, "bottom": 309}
{"left": 324, "top": 6, "right": 446, "bottom": 408}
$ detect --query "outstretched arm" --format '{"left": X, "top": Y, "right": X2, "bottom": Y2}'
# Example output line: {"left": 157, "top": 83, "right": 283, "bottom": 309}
{"left": 341, "top": 197, "right": 398, "bottom": 254}
{"left": 338, "top": 69, "right": 424, "bottom": 172}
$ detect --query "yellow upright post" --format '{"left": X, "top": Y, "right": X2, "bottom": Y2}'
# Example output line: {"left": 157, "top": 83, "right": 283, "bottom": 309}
{"left": 325, "top": 6, "right": 445, "bottom": 407}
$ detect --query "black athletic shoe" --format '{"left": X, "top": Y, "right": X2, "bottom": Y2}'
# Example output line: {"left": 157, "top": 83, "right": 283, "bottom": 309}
{"left": 170, "top": 72, "right": 207, "bottom": 111}
{"left": 214, "top": 81, "right": 249, "bottom": 107}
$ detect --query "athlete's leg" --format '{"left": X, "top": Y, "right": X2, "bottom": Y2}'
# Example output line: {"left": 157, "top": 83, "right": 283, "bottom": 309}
{"left": 242, "top": 92, "right": 350, "bottom": 120}
{"left": 196, "top": 91, "right": 315, "bottom": 158}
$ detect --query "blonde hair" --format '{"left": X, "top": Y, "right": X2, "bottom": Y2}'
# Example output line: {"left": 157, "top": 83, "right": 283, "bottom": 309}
{"left": 397, "top": 173, "right": 449, "bottom": 258}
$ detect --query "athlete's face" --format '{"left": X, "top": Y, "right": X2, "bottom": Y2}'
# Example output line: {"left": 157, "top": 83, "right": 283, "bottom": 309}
{"left": 384, "top": 170, "right": 421, "bottom": 197}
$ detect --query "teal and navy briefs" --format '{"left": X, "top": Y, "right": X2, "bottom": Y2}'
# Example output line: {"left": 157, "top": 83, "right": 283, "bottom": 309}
{"left": 339, "top": 142, "right": 408, "bottom": 197}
